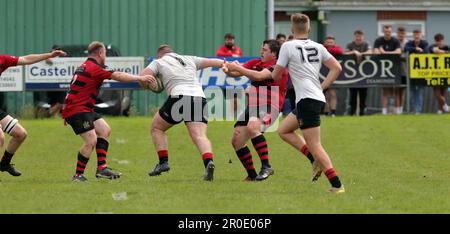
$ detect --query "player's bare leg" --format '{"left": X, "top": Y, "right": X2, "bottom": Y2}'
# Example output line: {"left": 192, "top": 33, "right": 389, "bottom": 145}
{"left": 0, "top": 116, "right": 27, "bottom": 176}
{"left": 278, "top": 113, "right": 320, "bottom": 181}
{"left": 93, "top": 118, "right": 120, "bottom": 179}
{"left": 302, "top": 126, "right": 344, "bottom": 193}
{"left": 148, "top": 112, "right": 173, "bottom": 176}
{"left": 0, "top": 127, "right": 4, "bottom": 150}
{"left": 186, "top": 122, "right": 215, "bottom": 181}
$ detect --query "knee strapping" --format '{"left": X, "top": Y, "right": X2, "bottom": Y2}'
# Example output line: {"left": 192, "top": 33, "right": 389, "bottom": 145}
{"left": 3, "top": 118, "right": 18, "bottom": 135}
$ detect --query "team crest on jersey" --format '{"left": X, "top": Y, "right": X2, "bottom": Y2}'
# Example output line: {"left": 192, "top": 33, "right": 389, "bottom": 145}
{"left": 83, "top": 121, "right": 91, "bottom": 129}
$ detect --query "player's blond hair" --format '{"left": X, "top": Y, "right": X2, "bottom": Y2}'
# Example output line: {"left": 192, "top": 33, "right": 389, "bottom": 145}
{"left": 157, "top": 44, "right": 173, "bottom": 54}
{"left": 291, "top": 13, "right": 310, "bottom": 34}
{"left": 88, "top": 41, "right": 105, "bottom": 55}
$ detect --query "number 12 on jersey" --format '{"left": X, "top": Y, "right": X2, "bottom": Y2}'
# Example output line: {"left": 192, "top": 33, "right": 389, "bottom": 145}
{"left": 296, "top": 46, "right": 319, "bottom": 63}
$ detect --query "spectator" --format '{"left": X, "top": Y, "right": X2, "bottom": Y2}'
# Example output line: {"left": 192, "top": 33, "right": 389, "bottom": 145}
{"left": 216, "top": 33, "right": 242, "bottom": 57}
{"left": 287, "top": 35, "right": 294, "bottom": 41}
{"left": 276, "top": 33, "right": 287, "bottom": 45}
{"left": 405, "top": 29, "right": 428, "bottom": 114}
{"left": 428, "top": 33, "right": 450, "bottom": 114}
{"left": 345, "top": 30, "right": 372, "bottom": 116}
{"left": 373, "top": 25, "right": 402, "bottom": 115}
{"left": 323, "top": 35, "right": 343, "bottom": 117}
{"left": 45, "top": 45, "right": 68, "bottom": 118}
{"left": 395, "top": 26, "right": 408, "bottom": 114}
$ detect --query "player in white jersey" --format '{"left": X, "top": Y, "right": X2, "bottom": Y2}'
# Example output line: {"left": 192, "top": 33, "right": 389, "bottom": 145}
{"left": 271, "top": 13, "right": 345, "bottom": 194}
{"left": 139, "top": 45, "right": 225, "bottom": 181}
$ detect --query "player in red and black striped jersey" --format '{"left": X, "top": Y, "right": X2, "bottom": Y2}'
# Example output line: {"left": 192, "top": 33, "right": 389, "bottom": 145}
{"left": 62, "top": 41, "right": 154, "bottom": 182}
{"left": 224, "top": 40, "right": 318, "bottom": 181}
{"left": 0, "top": 50, "right": 66, "bottom": 177}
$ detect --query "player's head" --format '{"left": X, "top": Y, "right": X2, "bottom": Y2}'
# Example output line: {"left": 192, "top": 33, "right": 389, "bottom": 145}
{"left": 353, "top": 30, "right": 364, "bottom": 44}
{"left": 383, "top": 25, "right": 393, "bottom": 39}
{"left": 261, "top": 39, "right": 280, "bottom": 62}
{"left": 224, "top": 33, "right": 235, "bottom": 48}
{"left": 276, "top": 33, "right": 287, "bottom": 45}
{"left": 88, "top": 41, "right": 107, "bottom": 64}
{"left": 397, "top": 26, "right": 406, "bottom": 40}
{"left": 324, "top": 35, "right": 336, "bottom": 48}
{"left": 413, "top": 29, "right": 422, "bottom": 41}
{"left": 434, "top": 33, "right": 445, "bottom": 47}
{"left": 156, "top": 44, "right": 173, "bottom": 59}
{"left": 290, "top": 13, "right": 310, "bottom": 35}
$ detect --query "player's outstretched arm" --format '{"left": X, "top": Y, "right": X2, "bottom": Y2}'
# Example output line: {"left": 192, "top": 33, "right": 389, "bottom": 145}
{"left": 226, "top": 61, "right": 271, "bottom": 82}
{"left": 17, "top": 50, "right": 67, "bottom": 65}
{"left": 199, "top": 58, "right": 225, "bottom": 69}
{"left": 321, "top": 57, "right": 342, "bottom": 90}
{"left": 111, "top": 72, "right": 155, "bottom": 83}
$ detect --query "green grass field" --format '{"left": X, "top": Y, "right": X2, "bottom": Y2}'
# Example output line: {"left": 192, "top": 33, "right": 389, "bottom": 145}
{"left": 0, "top": 115, "right": 449, "bottom": 214}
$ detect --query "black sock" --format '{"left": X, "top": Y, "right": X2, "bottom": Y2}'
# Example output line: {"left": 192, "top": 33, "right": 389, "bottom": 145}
{"left": 157, "top": 150, "right": 168, "bottom": 164}
{"left": 306, "top": 153, "right": 314, "bottom": 164}
{"left": 96, "top": 138, "right": 109, "bottom": 170}
{"left": 251, "top": 134, "right": 271, "bottom": 168}
{"left": 331, "top": 109, "right": 336, "bottom": 115}
{"left": 0, "top": 150, "right": 14, "bottom": 166}
{"left": 76, "top": 152, "right": 89, "bottom": 175}
{"left": 236, "top": 146, "right": 257, "bottom": 178}
{"left": 325, "top": 168, "right": 342, "bottom": 188}
{"left": 202, "top": 152, "right": 213, "bottom": 167}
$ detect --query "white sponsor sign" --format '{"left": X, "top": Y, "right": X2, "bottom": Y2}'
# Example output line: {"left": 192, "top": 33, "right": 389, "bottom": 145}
{"left": 0, "top": 66, "right": 23, "bottom": 92}
{"left": 25, "top": 57, "right": 144, "bottom": 83}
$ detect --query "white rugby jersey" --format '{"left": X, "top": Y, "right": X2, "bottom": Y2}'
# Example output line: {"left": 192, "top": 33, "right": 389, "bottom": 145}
{"left": 276, "top": 39, "right": 333, "bottom": 103}
{"left": 146, "top": 53, "right": 205, "bottom": 97}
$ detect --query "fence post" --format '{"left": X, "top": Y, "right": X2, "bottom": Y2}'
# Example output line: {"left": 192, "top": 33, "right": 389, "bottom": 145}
{"left": 406, "top": 54, "right": 410, "bottom": 114}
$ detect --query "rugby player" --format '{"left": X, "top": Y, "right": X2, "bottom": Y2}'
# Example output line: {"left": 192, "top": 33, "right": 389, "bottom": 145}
{"left": 223, "top": 39, "right": 319, "bottom": 181}
{"left": 63, "top": 41, "right": 154, "bottom": 182}
{"left": 139, "top": 45, "right": 226, "bottom": 181}
{"left": 0, "top": 50, "right": 66, "bottom": 176}
{"left": 270, "top": 14, "right": 345, "bottom": 193}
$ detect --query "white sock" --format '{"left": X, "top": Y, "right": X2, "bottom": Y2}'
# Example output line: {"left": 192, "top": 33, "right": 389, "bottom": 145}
{"left": 382, "top": 108, "right": 388, "bottom": 115}
{"left": 398, "top": 106, "right": 403, "bottom": 114}
{"left": 443, "top": 104, "right": 449, "bottom": 112}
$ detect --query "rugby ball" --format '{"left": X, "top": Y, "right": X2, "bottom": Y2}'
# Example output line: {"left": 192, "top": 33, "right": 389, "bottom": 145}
{"left": 141, "top": 76, "right": 164, "bottom": 93}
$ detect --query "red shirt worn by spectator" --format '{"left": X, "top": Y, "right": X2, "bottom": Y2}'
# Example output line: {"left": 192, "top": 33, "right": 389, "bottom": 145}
{"left": 62, "top": 58, "right": 115, "bottom": 119}
{"left": 216, "top": 45, "right": 243, "bottom": 57}
{"left": 324, "top": 45, "right": 344, "bottom": 56}
{"left": 0, "top": 55, "right": 19, "bottom": 75}
{"left": 243, "top": 58, "right": 288, "bottom": 111}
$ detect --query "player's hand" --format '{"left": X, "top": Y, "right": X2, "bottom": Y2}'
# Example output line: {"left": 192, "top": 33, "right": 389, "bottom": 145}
{"left": 139, "top": 75, "right": 156, "bottom": 83}
{"left": 226, "top": 61, "right": 241, "bottom": 72}
{"left": 221, "top": 60, "right": 229, "bottom": 73}
{"left": 50, "top": 50, "right": 67, "bottom": 58}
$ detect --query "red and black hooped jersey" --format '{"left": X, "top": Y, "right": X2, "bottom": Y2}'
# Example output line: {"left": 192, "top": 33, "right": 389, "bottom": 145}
{"left": 242, "top": 58, "right": 288, "bottom": 111}
{"left": 62, "top": 58, "right": 114, "bottom": 119}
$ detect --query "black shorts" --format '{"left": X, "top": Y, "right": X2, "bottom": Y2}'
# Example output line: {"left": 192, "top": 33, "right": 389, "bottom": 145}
{"left": 292, "top": 98, "right": 325, "bottom": 130}
{"left": 65, "top": 112, "right": 102, "bottom": 135}
{"left": 159, "top": 95, "right": 208, "bottom": 125}
{"left": 0, "top": 109, "right": 8, "bottom": 120}
{"left": 234, "top": 105, "right": 280, "bottom": 130}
